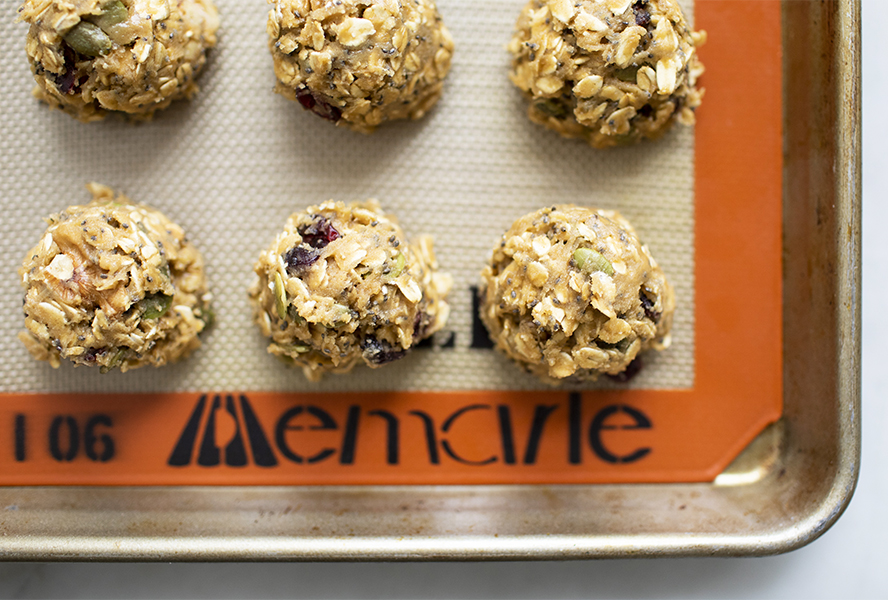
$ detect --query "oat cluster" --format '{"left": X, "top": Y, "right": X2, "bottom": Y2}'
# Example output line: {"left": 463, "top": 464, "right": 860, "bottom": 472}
{"left": 19, "top": 0, "right": 219, "bottom": 121}
{"left": 19, "top": 184, "right": 213, "bottom": 372}
{"left": 250, "top": 200, "right": 452, "bottom": 381}
{"left": 480, "top": 205, "right": 674, "bottom": 383}
{"left": 508, "top": 0, "right": 705, "bottom": 148}
{"left": 268, "top": 0, "right": 454, "bottom": 132}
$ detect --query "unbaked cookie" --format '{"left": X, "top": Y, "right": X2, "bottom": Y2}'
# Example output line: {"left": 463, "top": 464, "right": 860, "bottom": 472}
{"left": 268, "top": 0, "right": 454, "bottom": 132}
{"left": 508, "top": 0, "right": 705, "bottom": 148}
{"left": 19, "top": 183, "right": 213, "bottom": 372}
{"left": 250, "top": 200, "right": 452, "bottom": 380}
{"left": 19, "top": 0, "right": 219, "bottom": 121}
{"left": 480, "top": 205, "right": 673, "bottom": 383}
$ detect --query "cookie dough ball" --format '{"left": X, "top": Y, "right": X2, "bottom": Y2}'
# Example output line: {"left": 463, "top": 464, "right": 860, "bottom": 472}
{"left": 20, "top": 0, "right": 220, "bottom": 122}
{"left": 268, "top": 0, "right": 454, "bottom": 132}
{"left": 19, "top": 183, "right": 213, "bottom": 372}
{"left": 480, "top": 205, "right": 674, "bottom": 383}
{"left": 250, "top": 200, "right": 452, "bottom": 381}
{"left": 508, "top": 0, "right": 705, "bottom": 148}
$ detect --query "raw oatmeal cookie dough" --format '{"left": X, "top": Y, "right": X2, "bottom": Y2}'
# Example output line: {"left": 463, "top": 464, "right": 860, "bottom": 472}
{"left": 19, "top": 183, "right": 213, "bottom": 372}
{"left": 508, "top": 0, "right": 705, "bottom": 148}
{"left": 480, "top": 205, "right": 674, "bottom": 384}
{"left": 250, "top": 200, "right": 452, "bottom": 381}
{"left": 19, "top": 0, "right": 220, "bottom": 122}
{"left": 268, "top": 0, "right": 454, "bottom": 132}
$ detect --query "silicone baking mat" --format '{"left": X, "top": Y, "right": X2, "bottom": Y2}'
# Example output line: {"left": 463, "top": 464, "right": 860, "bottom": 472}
{"left": 0, "top": 0, "right": 782, "bottom": 485}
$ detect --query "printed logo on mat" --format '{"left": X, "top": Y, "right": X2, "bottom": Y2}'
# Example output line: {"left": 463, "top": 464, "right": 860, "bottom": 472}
{"left": 0, "top": 384, "right": 779, "bottom": 485}
{"left": 166, "top": 393, "right": 653, "bottom": 468}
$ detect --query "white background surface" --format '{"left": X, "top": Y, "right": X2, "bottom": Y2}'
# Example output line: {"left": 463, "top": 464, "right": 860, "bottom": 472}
{"left": 0, "top": 0, "right": 884, "bottom": 597}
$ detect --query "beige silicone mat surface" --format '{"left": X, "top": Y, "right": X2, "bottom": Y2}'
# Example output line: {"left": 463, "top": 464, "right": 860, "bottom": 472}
{"left": 0, "top": 0, "right": 696, "bottom": 393}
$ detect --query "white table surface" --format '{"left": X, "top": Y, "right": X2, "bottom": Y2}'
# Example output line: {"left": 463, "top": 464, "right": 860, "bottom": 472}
{"left": 0, "top": 0, "right": 884, "bottom": 597}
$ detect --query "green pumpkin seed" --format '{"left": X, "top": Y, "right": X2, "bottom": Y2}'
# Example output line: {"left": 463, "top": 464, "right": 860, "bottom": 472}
{"left": 573, "top": 247, "right": 614, "bottom": 276}
{"left": 64, "top": 21, "right": 112, "bottom": 57}
{"left": 330, "top": 303, "right": 352, "bottom": 327}
{"left": 89, "top": 1, "right": 128, "bottom": 33}
{"left": 100, "top": 348, "right": 127, "bottom": 373}
{"left": 287, "top": 304, "right": 305, "bottom": 324}
{"left": 273, "top": 272, "right": 287, "bottom": 320}
{"left": 615, "top": 66, "right": 640, "bottom": 83}
{"left": 388, "top": 252, "right": 406, "bottom": 278}
{"left": 140, "top": 293, "right": 173, "bottom": 319}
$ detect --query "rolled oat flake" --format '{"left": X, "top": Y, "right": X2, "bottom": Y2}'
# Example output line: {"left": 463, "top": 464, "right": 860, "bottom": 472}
{"left": 268, "top": 0, "right": 454, "bottom": 132}
{"left": 480, "top": 205, "right": 674, "bottom": 384}
{"left": 249, "top": 200, "right": 452, "bottom": 381}
{"left": 19, "top": 0, "right": 220, "bottom": 122}
{"left": 508, "top": 0, "right": 706, "bottom": 148}
{"left": 18, "top": 183, "right": 213, "bottom": 372}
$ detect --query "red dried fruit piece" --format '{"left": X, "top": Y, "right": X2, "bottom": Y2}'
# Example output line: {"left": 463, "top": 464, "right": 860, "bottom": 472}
{"left": 52, "top": 44, "right": 79, "bottom": 95}
{"left": 633, "top": 1, "right": 652, "bottom": 28}
{"left": 294, "top": 87, "right": 342, "bottom": 123}
{"left": 283, "top": 246, "right": 320, "bottom": 277}
{"left": 361, "top": 337, "right": 406, "bottom": 366}
{"left": 640, "top": 293, "right": 661, "bottom": 323}
{"left": 83, "top": 347, "right": 103, "bottom": 364}
{"left": 412, "top": 310, "right": 429, "bottom": 341}
{"left": 298, "top": 216, "right": 340, "bottom": 249}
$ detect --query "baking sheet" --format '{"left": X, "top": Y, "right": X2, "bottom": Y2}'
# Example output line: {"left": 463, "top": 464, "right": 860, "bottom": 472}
{"left": 0, "top": 0, "right": 860, "bottom": 559}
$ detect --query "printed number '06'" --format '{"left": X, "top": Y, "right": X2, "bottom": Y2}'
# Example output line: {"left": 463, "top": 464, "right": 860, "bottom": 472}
{"left": 48, "top": 415, "right": 115, "bottom": 463}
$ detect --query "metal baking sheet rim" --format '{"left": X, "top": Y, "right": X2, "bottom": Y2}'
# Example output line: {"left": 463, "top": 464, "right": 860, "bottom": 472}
{"left": 0, "top": 0, "right": 861, "bottom": 560}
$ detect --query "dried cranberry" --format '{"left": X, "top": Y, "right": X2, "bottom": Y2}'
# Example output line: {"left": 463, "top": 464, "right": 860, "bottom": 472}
{"left": 295, "top": 88, "right": 315, "bottom": 110}
{"left": 640, "top": 293, "right": 661, "bottom": 323}
{"left": 298, "top": 216, "right": 340, "bottom": 249}
{"left": 52, "top": 44, "right": 79, "bottom": 95}
{"left": 294, "top": 87, "right": 342, "bottom": 122}
{"left": 361, "top": 337, "right": 406, "bottom": 366}
{"left": 82, "top": 347, "right": 104, "bottom": 364}
{"left": 412, "top": 311, "right": 429, "bottom": 341}
{"left": 607, "top": 356, "right": 644, "bottom": 383}
{"left": 633, "top": 2, "right": 652, "bottom": 28}
{"left": 284, "top": 246, "right": 319, "bottom": 276}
